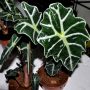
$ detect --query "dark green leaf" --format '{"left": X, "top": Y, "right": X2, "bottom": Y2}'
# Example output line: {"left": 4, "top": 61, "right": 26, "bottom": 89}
{"left": 45, "top": 60, "right": 62, "bottom": 76}
{"left": 0, "top": 34, "right": 21, "bottom": 66}
{"left": 37, "top": 3, "right": 90, "bottom": 71}
{"left": 32, "top": 74, "right": 39, "bottom": 90}
{"left": 15, "top": 2, "right": 42, "bottom": 44}
{"left": 0, "top": 0, "right": 15, "bottom": 11}
{"left": 0, "top": 0, "right": 23, "bottom": 22}
{"left": 17, "top": 42, "right": 31, "bottom": 74}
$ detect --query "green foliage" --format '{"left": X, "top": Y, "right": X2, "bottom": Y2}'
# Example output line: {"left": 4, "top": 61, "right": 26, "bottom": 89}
{"left": 15, "top": 1, "right": 42, "bottom": 44}
{"left": 37, "top": 3, "right": 90, "bottom": 71}
{"left": 0, "top": 0, "right": 23, "bottom": 22}
{"left": 17, "top": 41, "right": 31, "bottom": 74}
{"left": 5, "top": 63, "right": 23, "bottom": 82}
{"left": 0, "top": 1, "right": 90, "bottom": 86}
{"left": 0, "top": 34, "right": 21, "bottom": 66}
{"left": 32, "top": 74, "right": 40, "bottom": 90}
{"left": 45, "top": 59, "right": 62, "bottom": 76}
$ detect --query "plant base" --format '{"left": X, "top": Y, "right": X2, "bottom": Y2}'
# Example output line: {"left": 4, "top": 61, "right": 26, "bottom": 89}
{"left": 9, "top": 72, "right": 31, "bottom": 90}
{"left": 38, "top": 66, "right": 69, "bottom": 90}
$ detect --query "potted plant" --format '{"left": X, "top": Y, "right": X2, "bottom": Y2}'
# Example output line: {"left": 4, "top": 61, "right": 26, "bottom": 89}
{"left": 0, "top": 0, "right": 35, "bottom": 89}
{"left": 0, "top": 0, "right": 90, "bottom": 90}
{"left": 0, "top": 0, "right": 42, "bottom": 90}
{"left": 37, "top": 3, "right": 90, "bottom": 90}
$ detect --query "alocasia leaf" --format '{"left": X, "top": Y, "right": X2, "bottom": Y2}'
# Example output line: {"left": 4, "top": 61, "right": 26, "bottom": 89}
{"left": 17, "top": 42, "right": 31, "bottom": 74}
{"left": 37, "top": 3, "right": 90, "bottom": 71}
{"left": 0, "top": 0, "right": 15, "bottom": 11}
{"left": 32, "top": 74, "right": 40, "bottom": 90}
{"left": 0, "top": 11, "right": 23, "bottom": 22}
{"left": 0, "top": 34, "right": 21, "bottom": 66}
{"left": 15, "top": 1, "right": 42, "bottom": 44}
{"left": 45, "top": 59, "right": 62, "bottom": 76}
{"left": 0, "top": 0, "right": 23, "bottom": 22}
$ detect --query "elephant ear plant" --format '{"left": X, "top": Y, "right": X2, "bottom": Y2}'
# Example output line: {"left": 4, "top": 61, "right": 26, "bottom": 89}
{"left": 0, "top": 1, "right": 90, "bottom": 90}
{"left": 0, "top": 1, "right": 42, "bottom": 68}
{"left": 0, "top": 1, "right": 42, "bottom": 89}
{"left": 37, "top": 3, "right": 90, "bottom": 76}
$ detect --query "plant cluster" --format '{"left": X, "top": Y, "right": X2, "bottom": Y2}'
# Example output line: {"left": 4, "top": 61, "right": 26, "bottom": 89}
{"left": 0, "top": 0, "right": 90, "bottom": 89}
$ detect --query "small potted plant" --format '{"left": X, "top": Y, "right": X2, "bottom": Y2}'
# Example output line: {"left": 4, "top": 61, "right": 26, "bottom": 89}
{"left": 37, "top": 3, "right": 90, "bottom": 90}
{"left": 0, "top": 1, "right": 90, "bottom": 90}
{"left": 0, "top": 0, "right": 34, "bottom": 90}
{"left": 0, "top": 0, "right": 41, "bottom": 90}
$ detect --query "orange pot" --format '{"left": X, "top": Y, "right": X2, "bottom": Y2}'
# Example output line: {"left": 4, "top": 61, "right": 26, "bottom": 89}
{"left": 38, "top": 66, "right": 69, "bottom": 90}
{"left": 0, "top": 40, "right": 9, "bottom": 47}
{"left": 9, "top": 71, "right": 31, "bottom": 90}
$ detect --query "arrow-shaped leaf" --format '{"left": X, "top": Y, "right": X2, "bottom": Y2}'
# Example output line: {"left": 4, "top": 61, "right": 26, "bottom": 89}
{"left": 37, "top": 3, "right": 90, "bottom": 71}
{"left": 45, "top": 59, "right": 62, "bottom": 76}
{"left": 17, "top": 42, "right": 31, "bottom": 74}
{"left": 15, "top": 1, "right": 42, "bottom": 44}
{"left": 0, "top": 34, "right": 21, "bottom": 66}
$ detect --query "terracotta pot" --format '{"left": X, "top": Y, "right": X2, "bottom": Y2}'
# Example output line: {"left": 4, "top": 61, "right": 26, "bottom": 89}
{"left": 0, "top": 40, "right": 9, "bottom": 47}
{"left": 9, "top": 71, "right": 31, "bottom": 90}
{"left": 38, "top": 66, "right": 69, "bottom": 90}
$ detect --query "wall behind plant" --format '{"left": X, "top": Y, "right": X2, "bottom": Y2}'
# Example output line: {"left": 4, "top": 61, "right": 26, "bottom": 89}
{"left": 77, "top": 0, "right": 90, "bottom": 28}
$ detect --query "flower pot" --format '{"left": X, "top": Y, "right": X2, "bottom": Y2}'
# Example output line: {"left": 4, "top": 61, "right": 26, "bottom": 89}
{"left": 0, "top": 40, "right": 9, "bottom": 47}
{"left": 38, "top": 66, "right": 69, "bottom": 90}
{"left": 9, "top": 71, "right": 31, "bottom": 90}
